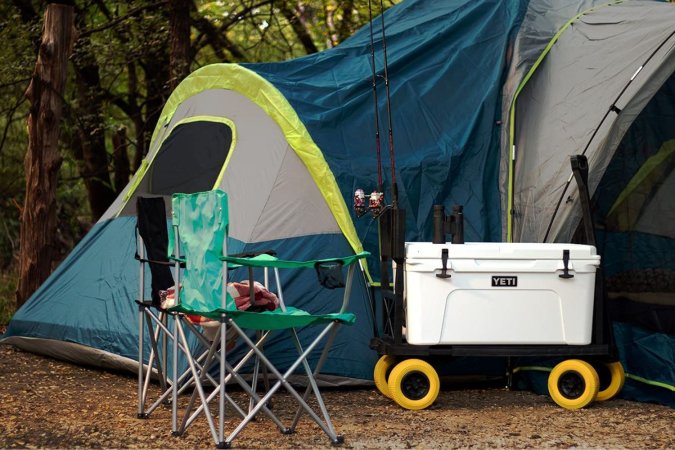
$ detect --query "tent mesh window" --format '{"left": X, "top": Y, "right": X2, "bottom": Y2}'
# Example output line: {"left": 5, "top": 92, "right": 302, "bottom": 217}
{"left": 150, "top": 121, "right": 232, "bottom": 195}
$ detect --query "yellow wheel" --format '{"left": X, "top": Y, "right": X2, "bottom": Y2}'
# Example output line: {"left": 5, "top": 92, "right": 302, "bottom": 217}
{"left": 374, "top": 355, "right": 397, "bottom": 399}
{"left": 595, "top": 361, "right": 625, "bottom": 401}
{"left": 387, "top": 359, "right": 440, "bottom": 410}
{"left": 548, "top": 359, "right": 599, "bottom": 409}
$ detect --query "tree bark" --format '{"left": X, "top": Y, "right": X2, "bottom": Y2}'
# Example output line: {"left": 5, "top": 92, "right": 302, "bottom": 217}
{"left": 112, "top": 127, "right": 130, "bottom": 194}
{"left": 169, "top": 0, "right": 191, "bottom": 90}
{"left": 17, "top": 4, "right": 75, "bottom": 308}
{"left": 141, "top": 48, "right": 170, "bottom": 160}
{"left": 124, "top": 61, "right": 146, "bottom": 172}
{"left": 337, "top": 0, "right": 355, "bottom": 44}
{"left": 280, "top": 3, "right": 319, "bottom": 55}
{"left": 71, "top": 27, "right": 117, "bottom": 220}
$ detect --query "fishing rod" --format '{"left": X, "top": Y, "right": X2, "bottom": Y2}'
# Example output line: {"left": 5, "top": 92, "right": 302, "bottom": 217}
{"left": 379, "top": 0, "right": 398, "bottom": 209}
{"left": 542, "top": 28, "right": 675, "bottom": 242}
{"left": 354, "top": 0, "right": 397, "bottom": 218}
{"left": 368, "top": 0, "right": 383, "bottom": 193}
{"left": 355, "top": 0, "right": 387, "bottom": 218}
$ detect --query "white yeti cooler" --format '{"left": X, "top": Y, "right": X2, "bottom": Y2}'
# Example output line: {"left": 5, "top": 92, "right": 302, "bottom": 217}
{"left": 404, "top": 242, "right": 600, "bottom": 346}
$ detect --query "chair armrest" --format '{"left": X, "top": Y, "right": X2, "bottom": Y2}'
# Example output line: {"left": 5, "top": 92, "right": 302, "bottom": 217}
{"left": 137, "top": 256, "right": 186, "bottom": 268}
{"left": 229, "top": 249, "right": 277, "bottom": 258}
{"left": 220, "top": 251, "right": 369, "bottom": 269}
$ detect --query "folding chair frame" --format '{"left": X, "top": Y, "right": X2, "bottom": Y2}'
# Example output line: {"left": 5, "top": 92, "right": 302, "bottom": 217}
{"left": 136, "top": 196, "right": 237, "bottom": 423}
{"left": 168, "top": 191, "right": 366, "bottom": 448}
{"left": 136, "top": 227, "right": 172, "bottom": 419}
{"left": 169, "top": 233, "right": 284, "bottom": 444}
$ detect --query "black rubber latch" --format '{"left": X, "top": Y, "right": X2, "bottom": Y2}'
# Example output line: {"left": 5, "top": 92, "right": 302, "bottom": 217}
{"left": 559, "top": 249, "right": 574, "bottom": 279}
{"left": 436, "top": 248, "right": 452, "bottom": 279}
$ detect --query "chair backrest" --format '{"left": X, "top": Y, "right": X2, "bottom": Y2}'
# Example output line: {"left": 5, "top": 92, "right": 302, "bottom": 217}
{"left": 136, "top": 196, "right": 174, "bottom": 306}
{"left": 169, "top": 190, "right": 235, "bottom": 312}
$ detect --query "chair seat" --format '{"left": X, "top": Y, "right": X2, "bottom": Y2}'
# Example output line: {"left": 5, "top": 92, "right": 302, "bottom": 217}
{"left": 170, "top": 305, "right": 356, "bottom": 330}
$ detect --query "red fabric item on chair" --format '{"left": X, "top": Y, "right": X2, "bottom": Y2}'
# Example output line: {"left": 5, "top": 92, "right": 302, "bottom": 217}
{"left": 159, "top": 282, "right": 280, "bottom": 347}
{"left": 226, "top": 281, "right": 280, "bottom": 312}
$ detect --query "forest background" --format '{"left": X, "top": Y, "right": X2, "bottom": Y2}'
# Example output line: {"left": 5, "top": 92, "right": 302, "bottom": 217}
{"left": 0, "top": 0, "right": 394, "bottom": 324}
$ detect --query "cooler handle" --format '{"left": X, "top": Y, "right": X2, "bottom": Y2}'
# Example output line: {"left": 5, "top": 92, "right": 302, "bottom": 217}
{"left": 436, "top": 248, "right": 452, "bottom": 279}
{"left": 559, "top": 249, "right": 575, "bottom": 279}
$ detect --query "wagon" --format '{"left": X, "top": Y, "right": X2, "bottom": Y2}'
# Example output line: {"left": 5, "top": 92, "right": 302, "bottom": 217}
{"left": 367, "top": 156, "right": 625, "bottom": 410}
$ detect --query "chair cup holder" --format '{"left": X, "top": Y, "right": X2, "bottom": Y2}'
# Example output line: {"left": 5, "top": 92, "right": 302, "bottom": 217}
{"left": 315, "top": 261, "right": 345, "bottom": 289}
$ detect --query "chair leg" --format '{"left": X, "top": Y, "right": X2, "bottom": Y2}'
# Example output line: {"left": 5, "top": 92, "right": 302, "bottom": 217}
{"left": 160, "top": 313, "right": 169, "bottom": 393}
{"left": 180, "top": 325, "right": 284, "bottom": 434}
{"left": 142, "top": 313, "right": 219, "bottom": 418}
{"left": 218, "top": 318, "right": 227, "bottom": 447}
{"left": 290, "top": 324, "right": 341, "bottom": 436}
{"left": 137, "top": 306, "right": 146, "bottom": 418}
{"left": 139, "top": 308, "right": 172, "bottom": 418}
{"left": 248, "top": 330, "right": 273, "bottom": 415}
{"left": 144, "top": 311, "right": 168, "bottom": 393}
{"left": 224, "top": 321, "right": 340, "bottom": 446}
{"left": 175, "top": 318, "right": 221, "bottom": 445}
{"left": 176, "top": 318, "right": 279, "bottom": 445}
{"left": 179, "top": 324, "right": 231, "bottom": 435}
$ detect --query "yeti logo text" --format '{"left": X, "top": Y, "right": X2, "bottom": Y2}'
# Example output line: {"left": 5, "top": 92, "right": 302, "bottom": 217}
{"left": 491, "top": 276, "right": 517, "bottom": 287}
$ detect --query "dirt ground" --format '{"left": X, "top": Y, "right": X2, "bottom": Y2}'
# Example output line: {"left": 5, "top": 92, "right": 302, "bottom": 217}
{"left": 0, "top": 345, "right": 673, "bottom": 449}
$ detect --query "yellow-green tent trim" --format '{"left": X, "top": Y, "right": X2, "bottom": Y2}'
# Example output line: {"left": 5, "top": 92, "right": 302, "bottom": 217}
{"left": 144, "top": 64, "right": 365, "bottom": 264}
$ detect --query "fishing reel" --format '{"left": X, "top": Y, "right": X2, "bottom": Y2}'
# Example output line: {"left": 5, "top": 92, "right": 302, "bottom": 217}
{"left": 354, "top": 188, "right": 387, "bottom": 218}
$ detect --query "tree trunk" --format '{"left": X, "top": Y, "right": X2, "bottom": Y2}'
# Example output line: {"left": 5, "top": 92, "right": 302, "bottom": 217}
{"left": 123, "top": 61, "right": 146, "bottom": 172}
{"left": 280, "top": 3, "right": 319, "bottom": 55}
{"left": 337, "top": 1, "right": 355, "bottom": 44}
{"left": 17, "top": 4, "right": 75, "bottom": 308}
{"left": 169, "top": 0, "right": 191, "bottom": 90}
{"left": 112, "top": 127, "right": 130, "bottom": 194}
{"left": 142, "top": 50, "right": 170, "bottom": 159}
{"left": 71, "top": 14, "right": 117, "bottom": 220}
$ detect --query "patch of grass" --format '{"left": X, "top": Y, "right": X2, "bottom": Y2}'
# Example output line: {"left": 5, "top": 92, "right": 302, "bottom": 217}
{"left": 0, "top": 270, "right": 16, "bottom": 326}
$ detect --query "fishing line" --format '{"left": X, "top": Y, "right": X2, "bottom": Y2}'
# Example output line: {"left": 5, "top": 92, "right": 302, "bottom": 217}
{"left": 378, "top": 0, "right": 398, "bottom": 207}
{"left": 367, "top": 0, "right": 383, "bottom": 191}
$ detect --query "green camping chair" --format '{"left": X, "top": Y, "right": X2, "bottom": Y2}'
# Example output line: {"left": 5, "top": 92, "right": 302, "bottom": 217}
{"left": 168, "top": 189, "right": 368, "bottom": 448}
{"left": 135, "top": 196, "right": 249, "bottom": 423}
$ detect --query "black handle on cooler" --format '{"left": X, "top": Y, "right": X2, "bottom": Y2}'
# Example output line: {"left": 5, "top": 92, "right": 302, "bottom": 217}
{"left": 559, "top": 249, "right": 574, "bottom": 279}
{"left": 437, "top": 248, "right": 452, "bottom": 279}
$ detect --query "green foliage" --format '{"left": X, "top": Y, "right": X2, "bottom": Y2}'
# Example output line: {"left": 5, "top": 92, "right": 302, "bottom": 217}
{"left": 0, "top": 269, "right": 17, "bottom": 325}
{"left": 195, "top": 0, "right": 395, "bottom": 63}
{"left": 0, "top": 5, "right": 35, "bottom": 270}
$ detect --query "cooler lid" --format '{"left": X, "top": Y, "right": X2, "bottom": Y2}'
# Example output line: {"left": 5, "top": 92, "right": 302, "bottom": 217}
{"left": 405, "top": 242, "right": 599, "bottom": 260}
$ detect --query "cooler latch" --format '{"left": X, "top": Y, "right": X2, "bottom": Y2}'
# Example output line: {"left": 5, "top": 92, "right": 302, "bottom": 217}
{"left": 559, "top": 249, "right": 574, "bottom": 279}
{"left": 436, "top": 248, "right": 452, "bottom": 279}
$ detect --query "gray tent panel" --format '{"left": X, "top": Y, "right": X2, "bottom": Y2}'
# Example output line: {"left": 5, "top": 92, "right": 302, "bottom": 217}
{"left": 510, "top": 2, "right": 675, "bottom": 242}
{"left": 549, "top": 41, "right": 675, "bottom": 243}
{"left": 110, "top": 88, "right": 340, "bottom": 242}
{"left": 250, "top": 145, "right": 342, "bottom": 242}
{"left": 505, "top": 0, "right": 602, "bottom": 88}
{"left": 500, "top": 0, "right": 609, "bottom": 239}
